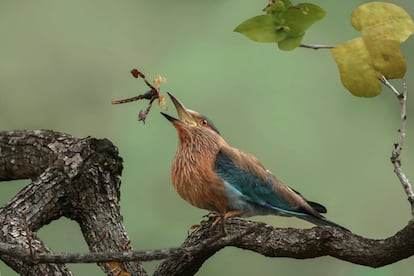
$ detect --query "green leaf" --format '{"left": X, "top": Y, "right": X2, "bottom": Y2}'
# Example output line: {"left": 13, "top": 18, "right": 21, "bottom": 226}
{"left": 235, "top": 3, "right": 325, "bottom": 50}
{"left": 282, "top": 3, "right": 326, "bottom": 37}
{"left": 278, "top": 35, "right": 304, "bottom": 50}
{"left": 234, "top": 14, "right": 286, "bottom": 42}
{"left": 276, "top": 3, "right": 325, "bottom": 49}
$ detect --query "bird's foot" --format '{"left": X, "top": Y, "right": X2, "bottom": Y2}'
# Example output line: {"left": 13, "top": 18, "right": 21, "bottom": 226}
{"left": 204, "top": 211, "right": 221, "bottom": 228}
{"left": 210, "top": 210, "right": 246, "bottom": 236}
{"left": 224, "top": 210, "right": 246, "bottom": 219}
{"left": 210, "top": 214, "right": 222, "bottom": 228}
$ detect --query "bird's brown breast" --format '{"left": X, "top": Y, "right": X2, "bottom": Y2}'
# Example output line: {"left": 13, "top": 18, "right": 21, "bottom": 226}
{"left": 171, "top": 143, "right": 228, "bottom": 213}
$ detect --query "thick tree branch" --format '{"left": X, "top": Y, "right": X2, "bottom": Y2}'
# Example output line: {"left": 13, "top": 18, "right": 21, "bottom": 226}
{"left": 1, "top": 215, "right": 414, "bottom": 275}
{"left": 0, "top": 130, "right": 146, "bottom": 275}
{"left": 1, "top": 130, "right": 414, "bottom": 276}
{"left": 155, "top": 218, "right": 414, "bottom": 275}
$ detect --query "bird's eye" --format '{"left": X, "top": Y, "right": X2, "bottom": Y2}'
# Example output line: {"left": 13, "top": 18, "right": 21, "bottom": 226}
{"left": 201, "top": 120, "right": 208, "bottom": 125}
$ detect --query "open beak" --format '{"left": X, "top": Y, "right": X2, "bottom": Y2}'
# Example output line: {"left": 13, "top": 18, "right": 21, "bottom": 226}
{"left": 161, "top": 92, "right": 195, "bottom": 124}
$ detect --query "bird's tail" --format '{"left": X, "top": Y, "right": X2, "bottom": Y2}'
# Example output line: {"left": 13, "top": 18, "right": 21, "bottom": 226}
{"left": 301, "top": 215, "right": 350, "bottom": 232}
{"left": 289, "top": 187, "right": 350, "bottom": 232}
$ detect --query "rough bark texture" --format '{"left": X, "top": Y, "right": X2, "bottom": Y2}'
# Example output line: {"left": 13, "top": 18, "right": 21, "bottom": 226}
{"left": 155, "top": 218, "right": 414, "bottom": 275}
{"left": 0, "top": 130, "right": 146, "bottom": 275}
{"left": 0, "top": 130, "right": 413, "bottom": 275}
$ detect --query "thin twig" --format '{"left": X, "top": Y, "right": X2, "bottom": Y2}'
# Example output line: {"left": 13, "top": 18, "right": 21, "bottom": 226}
{"left": 380, "top": 76, "right": 401, "bottom": 97}
{"left": 381, "top": 76, "right": 414, "bottom": 215}
{"left": 0, "top": 241, "right": 184, "bottom": 264}
{"left": 112, "top": 69, "right": 167, "bottom": 123}
{"left": 111, "top": 90, "right": 153, "bottom": 105}
{"left": 300, "top": 44, "right": 335, "bottom": 50}
{"left": 0, "top": 220, "right": 256, "bottom": 265}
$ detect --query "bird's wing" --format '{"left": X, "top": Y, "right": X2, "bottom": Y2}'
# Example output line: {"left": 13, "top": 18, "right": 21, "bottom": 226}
{"left": 214, "top": 146, "right": 323, "bottom": 218}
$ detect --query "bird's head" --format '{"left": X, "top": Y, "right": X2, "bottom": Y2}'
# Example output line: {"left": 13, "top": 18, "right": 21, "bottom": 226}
{"left": 161, "top": 92, "right": 221, "bottom": 135}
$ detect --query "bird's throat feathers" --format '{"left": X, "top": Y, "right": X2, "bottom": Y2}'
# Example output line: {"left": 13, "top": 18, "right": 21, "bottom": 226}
{"left": 174, "top": 128, "right": 222, "bottom": 176}
{"left": 175, "top": 125, "right": 223, "bottom": 154}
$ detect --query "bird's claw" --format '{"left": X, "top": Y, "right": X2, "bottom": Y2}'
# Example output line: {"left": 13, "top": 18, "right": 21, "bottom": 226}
{"left": 212, "top": 210, "right": 246, "bottom": 235}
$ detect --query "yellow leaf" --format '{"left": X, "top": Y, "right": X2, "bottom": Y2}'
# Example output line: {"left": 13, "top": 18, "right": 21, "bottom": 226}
{"left": 365, "top": 39, "right": 406, "bottom": 79}
{"left": 331, "top": 2, "right": 414, "bottom": 97}
{"left": 351, "top": 2, "right": 414, "bottom": 43}
{"left": 331, "top": 38, "right": 381, "bottom": 97}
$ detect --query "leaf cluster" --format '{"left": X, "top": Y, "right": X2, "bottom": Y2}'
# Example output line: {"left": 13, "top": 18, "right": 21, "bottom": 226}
{"left": 234, "top": 0, "right": 325, "bottom": 50}
{"left": 235, "top": 1, "right": 414, "bottom": 97}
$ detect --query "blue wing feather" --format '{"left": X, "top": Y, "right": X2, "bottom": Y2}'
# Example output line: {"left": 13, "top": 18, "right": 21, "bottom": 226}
{"left": 213, "top": 149, "right": 350, "bottom": 231}
{"left": 214, "top": 149, "right": 305, "bottom": 216}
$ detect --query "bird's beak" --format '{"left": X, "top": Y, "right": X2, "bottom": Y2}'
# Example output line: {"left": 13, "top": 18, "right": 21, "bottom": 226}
{"left": 161, "top": 92, "right": 195, "bottom": 124}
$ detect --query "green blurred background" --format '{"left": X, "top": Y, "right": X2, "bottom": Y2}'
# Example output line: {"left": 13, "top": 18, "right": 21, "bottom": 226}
{"left": 1, "top": 0, "right": 414, "bottom": 275}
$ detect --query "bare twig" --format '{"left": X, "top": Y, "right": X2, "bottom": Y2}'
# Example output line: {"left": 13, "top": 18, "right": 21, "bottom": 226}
{"left": 380, "top": 76, "right": 401, "bottom": 97}
{"left": 300, "top": 44, "right": 335, "bottom": 50}
{"left": 0, "top": 242, "right": 183, "bottom": 264}
{"left": 381, "top": 77, "right": 414, "bottom": 215}
{"left": 112, "top": 69, "right": 159, "bottom": 105}
{"left": 112, "top": 69, "right": 167, "bottom": 123}
{"left": 111, "top": 90, "right": 154, "bottom": 105}
{"left": 0, "top": 221, "right": 257, "bottom": 265}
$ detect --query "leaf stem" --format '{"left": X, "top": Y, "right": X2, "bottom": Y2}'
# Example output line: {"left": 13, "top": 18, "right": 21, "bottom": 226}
{"left": 300, "top": 44, "right": 335, "bottom": 50}
{"left": 380, "top": 76, "right": 400, "bottom": 97}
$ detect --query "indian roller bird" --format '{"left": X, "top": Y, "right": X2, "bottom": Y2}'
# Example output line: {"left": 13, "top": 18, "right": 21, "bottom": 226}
{"left": 161, "top": 93, "right": 348, "bottom": 232}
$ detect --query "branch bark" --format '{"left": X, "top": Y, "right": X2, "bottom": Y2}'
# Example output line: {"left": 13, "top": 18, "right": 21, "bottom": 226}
{"left": 1, "top": 130, "right": 414, "bottom": 276}
{"left": 154, "top": 218, "right": 414, "bottom": 275}
{"left": 0, "top": 130, "right": 146, "bottom": 275}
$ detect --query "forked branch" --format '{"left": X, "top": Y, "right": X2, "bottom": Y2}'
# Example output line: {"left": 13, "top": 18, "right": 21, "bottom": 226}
{"left": 1, "top": 130, "right": 414, "bottom": 276}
